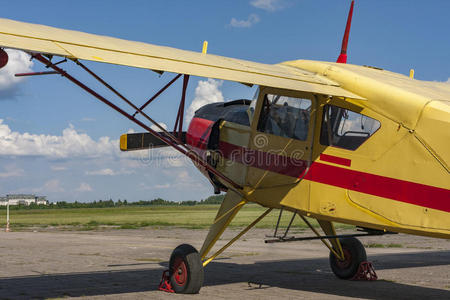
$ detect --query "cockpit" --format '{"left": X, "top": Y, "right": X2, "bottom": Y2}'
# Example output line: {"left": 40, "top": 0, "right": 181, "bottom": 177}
{"left": 257, "top": 94, "right": 311, "bottom": 141}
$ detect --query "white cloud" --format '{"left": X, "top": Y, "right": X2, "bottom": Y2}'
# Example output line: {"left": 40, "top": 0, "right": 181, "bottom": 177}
{"left": 33, "top": 179, "right": 64, "bottom": 193}
{"left": 177, "top": 170, "right": 190, "bottom": 181}
{"left": 51, "top": 165, "right": 67, "bottom": 171}
{"left": 150, "top": 122, "right": 168, "bottom": 132}
{"left": 250, "top": 0, "right": 285, "bottom": 11}
{"left": 0, "top": 165, "right": 24, "bottom": 178}
{"left": 139, "top": 182, "right": 171, "bottom": 190}
{"left": 0, "top": 49, "right": 33, "bottom": 99}
{"left": 230, "top": 14, "right": 260, "bottom": 28}
{"left": 85, "top": 168, "right": 116, "bottom": 176}
{"left": 153, "top": 183, "right": 170, "bottom": 189}
{"left": 76, "top": 182, "right": 93, "bottom": 192}
{"left": 446, "top": 78, "right": 450, "bottom": 84}
{"left": 80, "top": 117, "right": 96, "bottom": 122}
{"left": 162, "top": 169, "right": 204, "bottom": 189}
{"left": 0, "top": 120, "right": 118, "bottom": 159}
{"left": 44, "top": 179, "right": 64, "bottom": 193}
{"left": 85, "top": 167, "right": 135, "bottom": 176}
{"left": 186, "top": 79, "right": 224, "bottom": 123}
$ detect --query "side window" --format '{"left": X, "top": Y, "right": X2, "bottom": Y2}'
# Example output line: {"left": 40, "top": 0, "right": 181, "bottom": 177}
{"left": 257, "top": 94, "right": 312, "bottom": 141}
{"left": 320, "top": 105, "right": 380, "bottom": 150}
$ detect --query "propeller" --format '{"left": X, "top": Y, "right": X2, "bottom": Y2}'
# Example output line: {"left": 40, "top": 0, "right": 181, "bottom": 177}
{"left": 336, "top": 0, "right": 355, "bottom": 64}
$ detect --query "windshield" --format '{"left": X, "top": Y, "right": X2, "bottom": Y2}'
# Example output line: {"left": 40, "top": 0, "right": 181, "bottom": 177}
{"left": 247, "top": 87, "right": 260, "bottom": 121}
{"left": 258, "top": 93, "right": 312, "bottom": 141}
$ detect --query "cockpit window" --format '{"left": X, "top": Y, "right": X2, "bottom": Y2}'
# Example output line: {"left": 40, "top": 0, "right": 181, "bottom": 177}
{"left": 320, "top": 105, "right": 380, "bottom": 150}
{"left": 257, "top": 94, "right": 312, "bottom": 141}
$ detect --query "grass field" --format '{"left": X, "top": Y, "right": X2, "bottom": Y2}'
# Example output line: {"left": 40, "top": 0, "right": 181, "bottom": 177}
{"left": 1, "top": 204, "right": 353, "bottom": 231}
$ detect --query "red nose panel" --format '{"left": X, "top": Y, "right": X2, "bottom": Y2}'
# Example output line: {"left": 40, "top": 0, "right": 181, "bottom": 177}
{"left": 0, "top": 49, "right": 8, "bottom": 69}
{"left": 186, "top": 117, "right": 214, "bottom": 150}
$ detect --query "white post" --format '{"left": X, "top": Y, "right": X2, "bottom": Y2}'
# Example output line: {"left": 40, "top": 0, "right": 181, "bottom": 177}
{"left": 6, "top": 202, "right": 10, "bottom": 232}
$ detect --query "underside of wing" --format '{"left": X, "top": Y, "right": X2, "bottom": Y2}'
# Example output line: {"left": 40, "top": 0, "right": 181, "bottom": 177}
{"left": 0, "top": 18, "right": 364, "bottom": 100}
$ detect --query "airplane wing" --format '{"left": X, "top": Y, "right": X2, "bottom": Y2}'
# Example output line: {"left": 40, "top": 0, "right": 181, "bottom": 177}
{"left": 0, "top": 18, "right": 364, "bottom": 100}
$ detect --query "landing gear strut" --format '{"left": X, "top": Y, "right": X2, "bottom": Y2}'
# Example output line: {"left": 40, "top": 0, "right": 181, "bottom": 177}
{"left": 329, "top": 237, "right": 367, "bottom": 279}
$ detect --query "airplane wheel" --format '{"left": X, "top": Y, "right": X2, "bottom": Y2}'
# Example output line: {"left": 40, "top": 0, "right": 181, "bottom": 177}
{"left": 169, "top": 244, "right": 204, "bottom": 294}
{"left": 329, "top": 237, "right": 366, "bottom": 279}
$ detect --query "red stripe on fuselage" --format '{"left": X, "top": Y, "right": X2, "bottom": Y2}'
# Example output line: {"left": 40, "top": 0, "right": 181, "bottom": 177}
{"left": 218, "top": 141, "right": 450, "bottom": 213}
{"left": 304, "top": 163, "right": 450, "bottom": 213}
{"left": 320, "top": 153, "right": 351, "bottom": 167}
{"left": 219, "top": 141, "right": 308, "bottom": 178}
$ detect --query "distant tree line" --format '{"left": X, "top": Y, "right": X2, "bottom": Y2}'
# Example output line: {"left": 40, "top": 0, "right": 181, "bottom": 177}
{"left": 0, "top": 195, "right": 225, "bottom": 210}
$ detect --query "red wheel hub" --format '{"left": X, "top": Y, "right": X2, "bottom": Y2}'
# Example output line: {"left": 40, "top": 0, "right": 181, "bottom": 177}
{"left": 172, "top": 257, "right": 187, "bottom": 286}
{"left": 336, "top": 248, "right": 352, "bottom": 269}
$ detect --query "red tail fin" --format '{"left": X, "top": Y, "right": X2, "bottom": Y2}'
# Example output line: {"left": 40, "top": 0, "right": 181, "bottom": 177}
{"left": 336, "top": 0, "right": 354, "bottom": 63}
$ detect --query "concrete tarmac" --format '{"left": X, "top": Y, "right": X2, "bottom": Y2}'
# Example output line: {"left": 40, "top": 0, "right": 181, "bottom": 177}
{"left": 0, "top": 228, "right": 449, "bottom": 299}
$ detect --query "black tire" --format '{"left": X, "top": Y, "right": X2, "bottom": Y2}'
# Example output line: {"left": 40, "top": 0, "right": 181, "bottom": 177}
{"left": 329, "top": 237, "right": 367, "bottom": 279}
{"left": 169, "top": 244, "right": 204, "bottom": 294}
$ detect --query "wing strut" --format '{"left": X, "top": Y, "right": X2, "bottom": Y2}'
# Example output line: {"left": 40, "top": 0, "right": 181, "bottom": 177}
{"left": 72, "top": 58, "right": 169, "bottom": 136}
{"left": 31, "top": 53, "right": 243, "bottom": 191}
{"left": 336, "top": 0, "right": 354, "bottom": 63}
{"left": 173, "top": 75, "right": 189, "bottom": 137}
{"left": 132, "top": 74, "right": 182, "bottom": 117}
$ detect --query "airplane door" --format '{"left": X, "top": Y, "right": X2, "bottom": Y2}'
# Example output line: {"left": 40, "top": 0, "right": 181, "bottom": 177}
{"left": 244, "top": 87, "right": 316, "bottom": 205}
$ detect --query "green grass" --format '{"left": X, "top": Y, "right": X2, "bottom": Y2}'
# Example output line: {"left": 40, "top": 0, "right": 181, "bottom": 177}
{"left": 0, "top": 204, "right": 353, "bottom": 231}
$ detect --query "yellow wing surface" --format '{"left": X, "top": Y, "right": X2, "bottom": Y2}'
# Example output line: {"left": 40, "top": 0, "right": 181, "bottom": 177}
{"left": 0, "top": 18, "right": 363, "bottom": 100}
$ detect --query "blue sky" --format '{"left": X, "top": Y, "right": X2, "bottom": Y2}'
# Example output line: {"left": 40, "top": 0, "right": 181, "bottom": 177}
{"left": 0, "top": 0, "right": 449, "bottom": 202}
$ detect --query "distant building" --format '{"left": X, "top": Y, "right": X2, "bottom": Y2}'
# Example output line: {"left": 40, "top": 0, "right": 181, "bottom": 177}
{"left": 35, "top": 197, "right": 48, "bottom": 205}
{"left": 0, "top": 194, "right": 48, "bottom": 206}
{"left": 6, "top": 194, "right": 35, "bottom": 205}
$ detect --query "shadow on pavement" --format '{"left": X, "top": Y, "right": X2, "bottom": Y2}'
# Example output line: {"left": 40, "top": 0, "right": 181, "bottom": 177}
{"left": 0, "top": 250, "right": 449, "bottom": 299}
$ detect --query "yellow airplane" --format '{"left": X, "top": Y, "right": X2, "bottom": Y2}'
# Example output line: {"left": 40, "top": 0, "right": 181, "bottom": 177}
{"left": 0, "top": 0, "right": 449, "bottom": 294}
